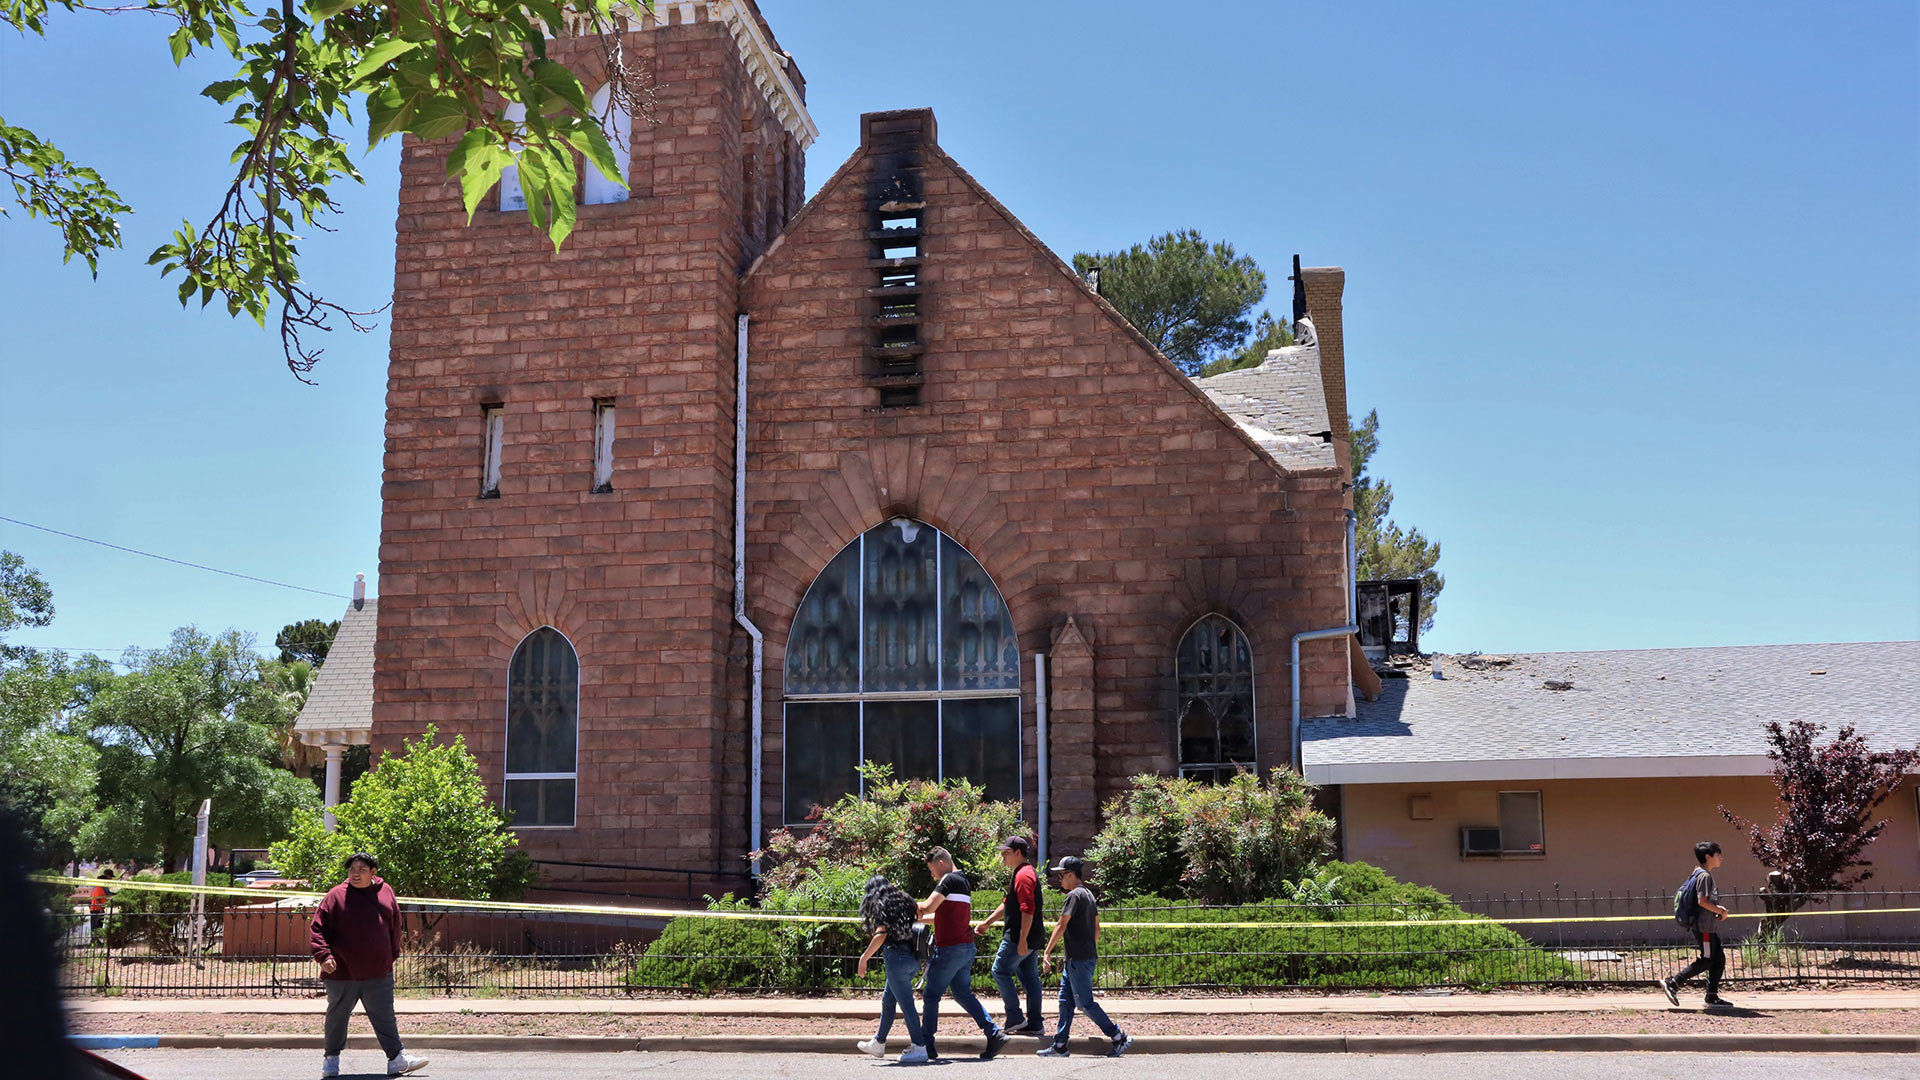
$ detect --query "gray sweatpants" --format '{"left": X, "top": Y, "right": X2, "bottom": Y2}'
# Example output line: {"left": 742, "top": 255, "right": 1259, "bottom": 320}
{"left": 323, "top": 973, "right": 404, "bottom": 1059}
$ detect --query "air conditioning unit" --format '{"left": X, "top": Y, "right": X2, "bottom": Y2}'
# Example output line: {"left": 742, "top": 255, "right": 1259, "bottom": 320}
{"left": 1460, "top": 827, "right": 1502, "bottom": 855}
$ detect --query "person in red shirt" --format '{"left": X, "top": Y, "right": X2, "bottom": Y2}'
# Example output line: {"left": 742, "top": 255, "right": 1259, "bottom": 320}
{"left": 916, "top": 847, "right": 1010, "bottom": 1061}
{"left": 309, "top": 852, "right": 428, "bottom": 1078}
{"left": 975, "top": 836, "right": 1046, "bottom": 1036}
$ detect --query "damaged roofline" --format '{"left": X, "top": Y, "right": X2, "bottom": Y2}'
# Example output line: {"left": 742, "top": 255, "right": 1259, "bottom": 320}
{"left": 1303, "top": 753, "right": 1779, "bottom": 786}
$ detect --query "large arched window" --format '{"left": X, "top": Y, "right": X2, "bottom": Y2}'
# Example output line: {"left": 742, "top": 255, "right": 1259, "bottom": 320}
{"left": 505, "top": 627, "right": 578, "bottom": 827}
{"left": 1176, "top": 615, "right": 1255, "bottom": 783}
{"left": 783, "top": 518, "right": 1021, "bottom": 823}
{"left": 498, "top": 85, "right": 632, "bottom": 212}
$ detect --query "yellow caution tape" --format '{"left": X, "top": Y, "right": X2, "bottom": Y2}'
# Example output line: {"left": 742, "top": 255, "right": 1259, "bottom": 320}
{"left": 31, "top": 875, "right": 1919, "bottom": 930}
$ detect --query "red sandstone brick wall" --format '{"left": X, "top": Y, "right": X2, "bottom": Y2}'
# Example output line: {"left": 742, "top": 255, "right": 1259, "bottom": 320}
{"left": 739, "top": 113, "right": 1351, "bottom": 854}
{"left": 377, "top": 13, "right": 801, "bottom": 879}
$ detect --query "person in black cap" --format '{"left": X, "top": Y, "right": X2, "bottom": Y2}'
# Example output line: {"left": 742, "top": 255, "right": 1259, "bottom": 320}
{"left": 974, "top": 836, "right": 1046, "bottom": 1035}
{"left": 1037, "top": 856, "right": 1131, "bottom": 1058}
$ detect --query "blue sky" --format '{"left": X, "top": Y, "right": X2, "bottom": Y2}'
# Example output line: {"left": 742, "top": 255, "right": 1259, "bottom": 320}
{"left": 2, "top": 1, "right": 1915, "bottom": 661}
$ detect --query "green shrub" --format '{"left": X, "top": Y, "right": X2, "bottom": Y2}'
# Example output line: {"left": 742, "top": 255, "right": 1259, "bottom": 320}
{"left": 1097, "top": 861, "right": 1583, "bottom": 988}
{"left": 1085, "top": 770, "right": 1335, "bottom": 902}
{"left": 757, "top": 764, "right": 1028, "bottom": 899}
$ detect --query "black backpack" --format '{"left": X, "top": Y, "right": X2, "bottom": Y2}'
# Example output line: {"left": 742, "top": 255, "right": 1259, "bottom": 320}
{"left": 1673, "top": 868, "right": 1703, "bottom": 928}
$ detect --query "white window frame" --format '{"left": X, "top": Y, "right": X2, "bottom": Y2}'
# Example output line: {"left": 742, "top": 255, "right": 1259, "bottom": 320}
{"left": 480, "top": 404, "right": 505, "bottom": 498}
{"left": 591, "top": 398, "right": 616, "bottom": 492}
{"left": 498, "top": 103, "right": 528, "bottom": 213}
{"left": 782, "top": 522, "right": 1022, "bottom": 825}
{"left": 503, "top": 625, "right": 581, "bottom": 830}
{"left": 1497, "top": 789, "right": 1546, "bottom": 855}
{"left": 582, "top": 83, "right": 632, "bottom": 206}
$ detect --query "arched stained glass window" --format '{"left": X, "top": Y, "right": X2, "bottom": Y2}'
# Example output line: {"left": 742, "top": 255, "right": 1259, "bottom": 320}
{"left": 505, "top": 627, "right": 578, "bottom": 827}
{"left": 1176, "top": 615, "right": 1255, "bottom": 783}
{"left": 783, "top": 519, "right": 1021, "bottom": 823}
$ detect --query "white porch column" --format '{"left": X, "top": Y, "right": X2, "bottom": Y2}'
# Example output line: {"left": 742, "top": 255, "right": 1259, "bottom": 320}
{"left": 323, "top": 744, "right": 345, "bottom": 831}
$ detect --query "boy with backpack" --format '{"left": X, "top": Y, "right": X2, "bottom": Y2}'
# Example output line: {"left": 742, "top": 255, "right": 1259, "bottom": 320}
{"left": 1659, "top": 840, "right": 1733, "bottom": 1009}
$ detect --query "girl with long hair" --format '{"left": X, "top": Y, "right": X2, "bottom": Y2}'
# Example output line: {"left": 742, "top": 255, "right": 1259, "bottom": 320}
{"left": 854, "top": 873, "right": 929, "bottom": 1063}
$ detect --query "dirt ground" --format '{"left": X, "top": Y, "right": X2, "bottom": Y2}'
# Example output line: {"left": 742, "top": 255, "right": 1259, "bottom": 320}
{"left": 68, "top": 1009, "right": 1920, "bottom": 1038}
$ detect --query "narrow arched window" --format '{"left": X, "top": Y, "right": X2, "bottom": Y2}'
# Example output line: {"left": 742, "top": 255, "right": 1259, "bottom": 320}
{"left": 499, "top": 86, "right": 631, "bottom": 212}
{"left": 1176, "top": 615, "right": 1255, "bottom": 783}
{"left": 505, "top": 627, "right": 578, "bottom": 827}
{"left": 782, "top": 519, "right": 1021, "bottom": 824}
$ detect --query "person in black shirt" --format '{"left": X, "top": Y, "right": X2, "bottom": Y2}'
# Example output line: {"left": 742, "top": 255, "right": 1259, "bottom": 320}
{"left": 854, "top": 875, "right": 929, "bottom": 1063}
{"left": 917, "top": 847, "right": 1009, "bottom": 1060}
{"left": 1037, "top": 856, "right": 1132, "bottom": 1058}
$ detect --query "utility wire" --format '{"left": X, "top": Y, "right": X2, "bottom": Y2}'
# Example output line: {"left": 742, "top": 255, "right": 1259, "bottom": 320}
{"left": 0, "top": 514, "right": 350, "bottom": 599}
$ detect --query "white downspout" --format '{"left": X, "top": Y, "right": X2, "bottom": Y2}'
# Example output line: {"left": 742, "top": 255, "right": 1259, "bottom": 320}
{"left": 1292, "top": 623, "right": 1357, "bottom": 773}
{"left": 1034, "top": 653, "right": 1049, "bottom": 869}
{"left": 734, "top": 313, "right": 766, "bottom": 877}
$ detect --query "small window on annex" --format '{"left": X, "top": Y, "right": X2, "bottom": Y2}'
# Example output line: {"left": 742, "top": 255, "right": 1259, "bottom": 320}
{"left": 1499, "top": 790, "right": 1545, "bottom": 855}
{"left": 504, "top": 627, "right": 578, "bottom": 828}
{"left": 783, "top": 518, "right": 1021, "bottom": 824}
{"left": 1176, "top": 614, "right": 1256, "bottom": 782}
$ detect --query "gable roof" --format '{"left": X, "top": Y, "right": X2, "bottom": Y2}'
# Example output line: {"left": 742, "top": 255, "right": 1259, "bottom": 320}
{"left": 1303, "top": 640, "right": 1920, "bottom": 784}
{"left": 293, "top": 597, "right": 376, "bottom": 742}
{"left": 1193, "top": 344, "right": 1339, "bottom": 473}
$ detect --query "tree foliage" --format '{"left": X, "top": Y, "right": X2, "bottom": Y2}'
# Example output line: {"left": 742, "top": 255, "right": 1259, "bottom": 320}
{"left": 1085, "top": 769, "right": 1336, "bottom": 904}
{"left": 1351, "top": 409, "right": 1444, "bottom": 633}
{"left": 1197, "top": 309, "right": 1294, "bottom": 377}
{"left": 2, "top": 0, "right": 656, "bottom": 377}
{"left": 1073, "top": 230, "right": 1267, "bottom": 375}
{"left": 1721, "top": 720, "right": 1920, "bottom": 907}
{"left": 79, "top": 627, "right": 319, "bottom": 867}
{"left": 0, "top": 550, "right": 56, "bottom": 662}
{"left": 756, "top": 763, "right": 1027, "bottom": 899}
{"left": 0, "top": 649, "right": 100, "bottom": 867}
{"left": 275, "top": 617, "right": 340, "bottom": 666}
{"left": 270, "top": 725, "right": 534, "bottom": 899}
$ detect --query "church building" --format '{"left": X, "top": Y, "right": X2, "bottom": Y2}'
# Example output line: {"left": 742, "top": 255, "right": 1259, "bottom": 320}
{"left": 356, "top": 1, "right": 1359, "bottom": 894}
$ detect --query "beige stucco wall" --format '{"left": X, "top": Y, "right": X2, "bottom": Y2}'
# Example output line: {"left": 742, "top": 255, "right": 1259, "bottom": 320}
{"left": 1338, "top": 776, "right": 1920, "bottom": 901}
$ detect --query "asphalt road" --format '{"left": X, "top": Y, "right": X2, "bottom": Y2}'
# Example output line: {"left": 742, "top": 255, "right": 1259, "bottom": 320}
{"left": 98, "top": 1049, "right": 1920, "bottom": 1080}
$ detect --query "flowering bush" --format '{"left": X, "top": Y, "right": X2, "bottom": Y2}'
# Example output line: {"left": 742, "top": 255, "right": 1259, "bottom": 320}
{"left": 756, "top": 764, "right": 1029, "bottom": 898}
{"left": 1085, "top": 769, "right": 1335, "bottom": 903}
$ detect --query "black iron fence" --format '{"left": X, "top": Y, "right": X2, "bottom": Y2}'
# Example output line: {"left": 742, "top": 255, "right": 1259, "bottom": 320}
{"left": 50, "top": 887, "right": 1920, "bottom": 996}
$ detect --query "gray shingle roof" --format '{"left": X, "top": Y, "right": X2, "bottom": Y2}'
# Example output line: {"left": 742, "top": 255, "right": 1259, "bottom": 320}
{"left": 1193, "top": 344, "right": 1339, "bottom": 473}
{"left": 1303, "top": 641, "right": 1920, "bottom": 783}
{"left": 293, "top": 598, "right": 376, "bottom": 737}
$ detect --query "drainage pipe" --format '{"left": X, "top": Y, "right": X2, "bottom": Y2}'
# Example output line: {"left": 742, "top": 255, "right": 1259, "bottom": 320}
{"left": 1033, "top": 653, "right": 1049, "bottom": 869}
{"left": 1291, "top": 623, "right": 1357, "bottom": 773}
{"left": 733, "top": 313, "right": 766, "bottom": 876}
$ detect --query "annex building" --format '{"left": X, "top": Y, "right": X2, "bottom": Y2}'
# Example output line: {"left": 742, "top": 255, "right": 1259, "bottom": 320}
{"left": 312, "top": 2, "right": 1362, "bottom": 892}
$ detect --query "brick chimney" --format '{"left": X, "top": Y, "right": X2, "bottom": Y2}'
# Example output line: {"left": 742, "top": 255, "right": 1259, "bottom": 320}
{"left": 1297, "top": 265, "right": 1350, "bottom": 505}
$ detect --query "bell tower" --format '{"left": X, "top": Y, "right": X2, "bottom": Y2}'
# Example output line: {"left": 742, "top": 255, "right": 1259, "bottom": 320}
{"left": 375, "top": 2, "right": 813, "bottom": 884}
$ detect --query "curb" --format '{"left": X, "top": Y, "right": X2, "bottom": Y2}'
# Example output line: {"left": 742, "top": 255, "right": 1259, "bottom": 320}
{"left": 76, "top": 1033, "right": 1920, "bottom": 1054}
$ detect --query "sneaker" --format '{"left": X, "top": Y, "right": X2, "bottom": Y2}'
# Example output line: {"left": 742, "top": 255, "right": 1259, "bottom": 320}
{"left": 1008, "top": 1021, "right": 1048, "bottom": 1037}
{"left": 1036, "top": 1043, "right": 1071, "bottom": 1057}
{"left": 1656, "top": 977, "right": 1680, "bottom": 1007}
{"left": 898, "top": 1044, "right": 929, "bottom": 1065}
{"left": 980, "top": 1031, "right": 1011, "bottom": 1060}
{"left": 321, "top": 1056, "right": 340, "bottom": 1079}
{"left": 387, "top": 1052, "right": 430, "bottom": 1076}
{"left": 1704, "top": 995, "right": 1735, "bottom": 1009}
{"left": 856, "top": 1038, "right": 888, "bottom": 1057}
{"left": 1106, "top": 1032, "right": 1134, "bottom": 1058}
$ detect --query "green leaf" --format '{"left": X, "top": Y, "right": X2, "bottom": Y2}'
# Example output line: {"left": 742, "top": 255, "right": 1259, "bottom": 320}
{"left": 307, "top": 0, "right": 362, "bottom": 19}
{"left": 348, "top": 38, "right": 421, "bottom": 87}
{"left": 408, "top": 94, "right": 470, "bottom": 141}
{"left": 563, "top": 124, "right": 622, "bottom": 186}
{"left": 201, "top": 80, "right": 248, "bottom": 104}
{"left": 167, "top": 28, "right": 192, "bottom": 66}
{"left": 528, "top": 59, "right": 590, "bottom": 116}
{"left": 455, "top": 146, "right": 510, "bottom": 220}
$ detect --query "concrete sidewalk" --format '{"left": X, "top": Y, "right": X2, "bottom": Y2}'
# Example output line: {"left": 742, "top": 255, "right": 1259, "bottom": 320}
{"left": 68, "top": 990, "right": 1920, "bottom": 1017}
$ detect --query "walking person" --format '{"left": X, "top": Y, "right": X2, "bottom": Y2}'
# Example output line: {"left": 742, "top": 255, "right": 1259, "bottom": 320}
{"left": 854, "top": 874, "right": 931, "bottom": 1064}
{"left": 310, "top": 852, "right": 429, "bottom": 1078}
{"left": 917, "top": 847, "right": 1010, "bottom": 1061}
{"left": 87, "top": 868, "right": 114, "bottom": 936}
{"left": 1658, "top": 841, "right": 1735, "bottom": 1009}
{"left": 1036, "top": 856, "right": 1132, "bottom": 1058}
{"left": 975, "top": 836, "right": 1046, "bottom": 1036}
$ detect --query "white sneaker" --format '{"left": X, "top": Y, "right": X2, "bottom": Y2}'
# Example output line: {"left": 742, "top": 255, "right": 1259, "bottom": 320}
{"left": 387, "top": 1051, "right": 430, "bottom": 1076}
{"left": 899, "top": 1044, "right": 929, "bottom": 1064}
{"left": 321, "top": 1056, "right": 340, "bottom": 1079}
{"left": 856, "top": 1038, "right": 888, "bottom": 1057}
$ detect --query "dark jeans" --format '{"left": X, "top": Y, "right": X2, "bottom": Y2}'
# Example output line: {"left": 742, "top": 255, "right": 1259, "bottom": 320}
{"left": 921, "top": 942, "right": 998, "bottom": 1048}
{"left": 873, "top": 944, "right": 927, "bottom": 1046}
{"left": 323, "top": 973, "right": 404, "bottom": 1059}
{"left": 991, "top": 934, "right": 1042, "bottom": 1029}
{"left": 1052, "top": 957, "right": 1121, "bottom": 1045}
{"left": 1672, "top": 930, "right": 1725, "bottom": 998}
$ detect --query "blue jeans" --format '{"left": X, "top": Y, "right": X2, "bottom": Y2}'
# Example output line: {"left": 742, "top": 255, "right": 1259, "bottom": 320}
{"left": 921, "top": 941, "right": 999, "bottom": 1046}
{"left": 1052, "top": 958, "right": 1119, "bottom": 1045}
{"left": 992, "top": 933, "right": 1042, "bottom": 1028}
{"left": 873, "top": 944, "right": 927, "bottom": 1046}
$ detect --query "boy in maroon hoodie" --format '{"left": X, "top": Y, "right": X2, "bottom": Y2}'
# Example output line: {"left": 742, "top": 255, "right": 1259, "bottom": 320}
{"left": 310, "top": 852, "right": 428, "bottom": 1078}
